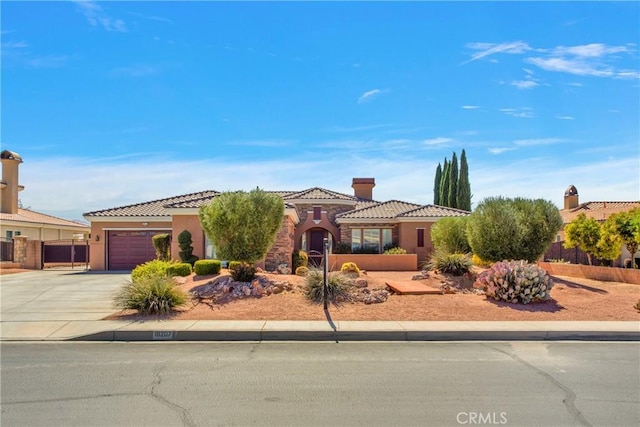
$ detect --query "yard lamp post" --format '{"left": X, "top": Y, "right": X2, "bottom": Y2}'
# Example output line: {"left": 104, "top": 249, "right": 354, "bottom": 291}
{"left": 323, "top": 238, "right": 329, "bottom": 310}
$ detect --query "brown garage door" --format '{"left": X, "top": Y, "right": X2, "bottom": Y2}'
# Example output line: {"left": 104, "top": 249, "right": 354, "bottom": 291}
{"left": 108, "top": 230, "right": 167, "bottom": 270}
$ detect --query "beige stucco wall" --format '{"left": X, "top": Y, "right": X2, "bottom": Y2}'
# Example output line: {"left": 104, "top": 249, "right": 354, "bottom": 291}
{"left": 0, "top": 223, "right": 87, "bottom": 241}
{"left": 88, "top": 220, "right": 172, "bottom": 270}
{"left": 398, "top": 221, "right": 436, "bottom": 266}
{"left": 171, "top": 215, "right": 206, "bottom": 261}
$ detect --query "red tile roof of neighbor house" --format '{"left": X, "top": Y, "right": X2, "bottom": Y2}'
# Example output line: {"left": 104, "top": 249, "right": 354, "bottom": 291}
{"left": 560, "top": 201, "right": 640, "bottom": 224}
{"left": 0, "top": 208, "right": 89, "bottom": 229}
{"left": 84, "top": 190, "right": 220, "bottom": 217}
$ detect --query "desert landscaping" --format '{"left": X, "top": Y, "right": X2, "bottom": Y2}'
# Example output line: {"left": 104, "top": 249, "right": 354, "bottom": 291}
{"left": 107, "top": 268, "right": 640, "bottom": 322}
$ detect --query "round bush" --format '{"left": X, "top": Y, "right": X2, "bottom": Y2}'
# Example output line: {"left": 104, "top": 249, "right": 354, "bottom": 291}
{"left": 384, "top": 247, "right": 408, "bottom": 254}
{"left": 431, "top": 217, "right": 471, "bottom": 254}
{"left": 166, "top": 263, "right": 192, "bottom": 277}
{"left": 295, "top": 266, "right": 309, "bottom": 276}
{"left": 471, "top": 254, "right": 493, "bottom": 268}
{"left": 340, "top": 262, "right": 360, "bottom": 274}
{"left": 231, "top": 264, "right": 257, "bottom": 282}
{"left": 131, "top": 260, "right": 174, "bottom": 284}
{"left": 194, "top": 259, "right": 222, "bottom": 276}
{"left": 475, "top": 260, "right": 554, "bottom": 304}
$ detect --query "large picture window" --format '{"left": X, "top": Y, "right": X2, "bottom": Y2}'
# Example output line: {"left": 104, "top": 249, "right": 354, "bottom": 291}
{"left": 351, "top": 227, "right": 393, "bottom": 253}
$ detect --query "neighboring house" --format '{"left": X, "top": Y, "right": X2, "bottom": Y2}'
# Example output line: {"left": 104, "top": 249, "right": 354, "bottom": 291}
{"left": 1, "top": 150, "right": 89, "bottom": 240}
{"left": 84, "top": 178, "right": 469, "bottom": 271}
{"left": 546, "top": 185, "right": 640, "bottom": 266}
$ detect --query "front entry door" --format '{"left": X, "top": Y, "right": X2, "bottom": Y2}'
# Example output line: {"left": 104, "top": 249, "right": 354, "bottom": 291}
{"left": 308, "top": 229, "right": 325, "bottom": 267}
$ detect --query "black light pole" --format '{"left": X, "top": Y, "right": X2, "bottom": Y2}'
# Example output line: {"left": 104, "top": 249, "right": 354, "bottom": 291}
{"left": 323, "top": 238, "right": 329, "bottom": 310}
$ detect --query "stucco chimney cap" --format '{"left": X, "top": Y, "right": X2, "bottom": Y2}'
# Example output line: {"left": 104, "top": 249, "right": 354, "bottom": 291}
{"left": 1, "top": 150, "right": 23, "bottom": 163}
{"left": 352, "top": 178, "right": 375, "bottom": 186}
{"left": 564, "top": 185, "right": 578, "bottom": 197}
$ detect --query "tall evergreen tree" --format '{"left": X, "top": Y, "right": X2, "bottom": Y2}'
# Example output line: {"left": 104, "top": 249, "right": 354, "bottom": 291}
{"left": 440, "top": 158, "right": 450, "bottom": 207}
{"left": 433, "top": 163, "right": 442, "bottom": 205}
{"left": 448, "top": 152, "right": 458, "bottom": 209}
{"left": 457, "top": 149, "right": 471, "bottom": 211}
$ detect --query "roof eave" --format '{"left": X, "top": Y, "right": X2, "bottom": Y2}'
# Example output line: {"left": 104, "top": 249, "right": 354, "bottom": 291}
{"left": 83, "top": 215, "right": 171, "bottom": 223}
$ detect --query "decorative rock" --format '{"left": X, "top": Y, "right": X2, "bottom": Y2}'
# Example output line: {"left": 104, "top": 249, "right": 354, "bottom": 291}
{"left": 242, "top": 285, "right": 251, "bottom": 296}
{"left": 354, "top": 278, "right": 368, "bottom": 288}
{"left": 277, "top": 264, "right": 291, "bottom": 275}
{"left": 252, "top": 284, "right": 264, "bottom": 296}
{"left": 271, "top": 286, "right": 283, "bottom": 295}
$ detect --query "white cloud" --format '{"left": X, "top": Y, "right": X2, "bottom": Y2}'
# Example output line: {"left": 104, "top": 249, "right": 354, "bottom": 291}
{"left": 513, "top": 138, "right": 566, "bottom": 147}
{"left": 526, "top": 56, "right": 613, "bottom": 77}
{"left": 357, "top": 88, "right": 389, "bottom": 104}
{"left": 423, "top": 137, "right": 453, "bottom": 146}
{"left": 499, "top": 108, "right": 534, "bottom": 119}
{"left": 510, "top": 80, "right": 539, "bottom": 89}
{"left": 73, "top": 0, "right": 127, "bottom": 32}
{"left": 556, "top": 115, "right": 575, "bottom": 120}
{"left": 488, "top": 147, "right": 515, "bottom": 155}
{"left": 552, "top": 43, "right": 629, "bottom": 58}
{"left": 27, "top": 55, "right": 69, "bottom": 68}
{"left": 464, "top": 41, "right": 531, "bottom": 63}
{"left": 2, "top": 40, "right": 29, "bottom": 49}
{"left": 461, "top": 105, "right": 480, "bottom": 110}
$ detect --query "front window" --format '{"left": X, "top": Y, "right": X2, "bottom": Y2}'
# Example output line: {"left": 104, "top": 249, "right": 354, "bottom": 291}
{"left": 351, "top": 228, "right": 393, "bottom": 253}
{"left": 204, "top": 234, "right": 216, "bottom": 259}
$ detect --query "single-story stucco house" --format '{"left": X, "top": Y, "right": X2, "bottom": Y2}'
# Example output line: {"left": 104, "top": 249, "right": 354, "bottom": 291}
{"left": 83, "top": 178, "right": 469, "bottom": 271}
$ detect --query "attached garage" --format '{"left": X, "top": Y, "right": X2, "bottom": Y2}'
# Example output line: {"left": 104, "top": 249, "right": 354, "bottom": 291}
{"left": 107, "top": 230, "right": 166, "bottom": 270}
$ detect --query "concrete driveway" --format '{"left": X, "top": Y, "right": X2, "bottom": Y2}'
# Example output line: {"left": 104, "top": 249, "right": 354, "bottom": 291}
{"left": 1, "top": 270, "right": 130, "bottom": 321}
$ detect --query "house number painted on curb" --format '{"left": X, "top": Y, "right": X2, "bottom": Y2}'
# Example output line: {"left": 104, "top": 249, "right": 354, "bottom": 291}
{"left": 153, "top": 331, "right": 174, "bottom": 340}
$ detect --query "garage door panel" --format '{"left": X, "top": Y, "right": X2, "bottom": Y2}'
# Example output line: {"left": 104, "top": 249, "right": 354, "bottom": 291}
{"left": 108, "top": 231, "right": 167, "bottom": 270}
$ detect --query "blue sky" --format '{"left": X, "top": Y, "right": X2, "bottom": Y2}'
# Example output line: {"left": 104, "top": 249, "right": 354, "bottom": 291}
{"left": 2, "top": 1, "right": 639, "bottom": 221}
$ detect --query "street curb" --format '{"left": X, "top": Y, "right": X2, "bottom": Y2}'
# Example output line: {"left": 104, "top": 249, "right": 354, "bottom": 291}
{"left": 2, "top": 321, "right": 638, "bottom": 342}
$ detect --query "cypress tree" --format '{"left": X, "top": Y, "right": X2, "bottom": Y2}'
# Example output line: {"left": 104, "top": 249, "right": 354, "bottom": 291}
{"left": 440, "top": 158, "right": 450, "bottom": 207}
{"left": 448, "top": 152, "right": 458, "bottom": 209}
{"left": 457, "top": 149, "right": 471, "bottom": 211}
{"left": 433, "top": 163, "right": 442, "bottom": 205}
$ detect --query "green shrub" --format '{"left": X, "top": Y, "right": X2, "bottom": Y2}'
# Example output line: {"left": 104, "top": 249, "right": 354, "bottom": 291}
{"left": 194, "top": 259, "right": 221, "bottom": 276}
{"left": 131, "top": 259, "right": 174, "bottom": 283}
{"left": 295, "top": 266, "right": 309, "bottom": 276}
{"left": 304, "top": 269, "right": 353, "bottom": 304}
{"left": 384, "top": 247, "right": 407, "bottom": 254}
{"left": 177, "top": 230, "right": 199, "bottom": 266}
{"left": 334, "top": 242, "right": 352, "bottom": 254}
{"left": 383, "top": 242, "right": 399, "bottom": 252}
{"left": 166, "top": 263, "right": 192, "bottom": 277}
{"left": 151, "top": 233, "right": 171, "bottom": 261}
{"left": 114, "top": 275, "right": 188, "bottom": 314}
{"left": 292, "top": 250, "right": 309, "bottom": 270}
{"left": 475, "top": 260, "right": 554, "bottom": 304}
{"left": 231, "top": 263, "right": 257, "bottom": 282}
{"left": 429, "top": 251, "right": 472, "bottom": 276}
{"left": 340, "top": 262, "right": 360, "bottom": 274}
{"left": 431, "top": 217, "right": 471, "bottom": 254}
{"left": 228, "top": 261, "right": 241, "bottom": 271}
{"left": 467, "top": 197, "right": 563, "bottom": 263}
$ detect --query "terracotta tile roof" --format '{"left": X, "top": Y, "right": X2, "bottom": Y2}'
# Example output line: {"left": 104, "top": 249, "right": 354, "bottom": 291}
{"left": 1, "top": 208, "right": 89, "bottom": 229}
{"left": 398, "top": 205, "right": 470, "bottom": 218}
{"left": 336, "top": 200, "right": 422, "bottom": 220}
{"left": 84, "top": 191, "right": 220, "bottom": 217}
{"left": 560, "top": 201, "right": 640, "bottom": 223}
{"left": 284, "top": 187, "right": 358, "bottom": 201}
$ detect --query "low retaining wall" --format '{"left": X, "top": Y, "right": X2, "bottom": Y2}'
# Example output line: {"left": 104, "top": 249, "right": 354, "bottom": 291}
{"left": 538, "top": 262, "right": 640, "bottom": 285}
{"left": 328, "top": 254, "right": 418, "bottom": 271}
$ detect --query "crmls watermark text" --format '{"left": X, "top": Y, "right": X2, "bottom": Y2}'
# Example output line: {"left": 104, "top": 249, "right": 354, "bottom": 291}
{"left": 456, "top": 412, "right": 508, "bottom": 425}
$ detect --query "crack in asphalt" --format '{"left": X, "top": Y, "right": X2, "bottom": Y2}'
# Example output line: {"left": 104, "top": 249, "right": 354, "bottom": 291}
{"left": 149, "top": 363, "right": 198, "bottom": 427}
{"left": 486, "top": 344, "right": 593, "bottom": 427}
{"left": 2, "top": 393, "right": 144, "bottom": 406}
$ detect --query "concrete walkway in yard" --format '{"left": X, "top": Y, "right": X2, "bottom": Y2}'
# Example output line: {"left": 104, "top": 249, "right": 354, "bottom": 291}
{"left": 1, "top": 270, "right": 638, "bottom": 342}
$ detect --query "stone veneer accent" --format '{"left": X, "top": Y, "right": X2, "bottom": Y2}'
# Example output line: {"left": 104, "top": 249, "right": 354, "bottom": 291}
{"left": 265, "top": 216, "right": 296, "bottom": 271}
{"left": 295, "top": 203, "right": 355, "bottom": 226}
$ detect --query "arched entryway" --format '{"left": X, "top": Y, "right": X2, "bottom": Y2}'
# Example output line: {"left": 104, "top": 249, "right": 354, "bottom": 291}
{"left": 301, "top": 227, "right": 334, "bottom": 267}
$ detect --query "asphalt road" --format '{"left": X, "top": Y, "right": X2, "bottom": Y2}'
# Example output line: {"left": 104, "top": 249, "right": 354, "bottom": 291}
{"left": 1, "top": 342, "right": 638, "bottom": 427}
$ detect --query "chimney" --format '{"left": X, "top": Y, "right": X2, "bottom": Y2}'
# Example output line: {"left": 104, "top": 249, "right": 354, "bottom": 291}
{"left": 352, "top": 178, "right": 375, "bottom": 200}
{"left": 563, "top": 185, "right": 579, "bottom": 210}
{"left": 1, "top": 150, "right": 24, "bottom": 214}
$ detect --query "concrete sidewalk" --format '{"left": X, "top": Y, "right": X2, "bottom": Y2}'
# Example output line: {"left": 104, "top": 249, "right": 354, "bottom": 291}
{"left": 1, "top": 320, "right": 638, "bottom": 342}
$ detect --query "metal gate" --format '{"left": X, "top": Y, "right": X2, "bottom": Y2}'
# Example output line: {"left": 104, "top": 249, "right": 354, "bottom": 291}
{"left": 41, "top": 239, "right": 90, "bottom": 269}
{"left": 0, "top": 238, "right": 14, "bottom": 262}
